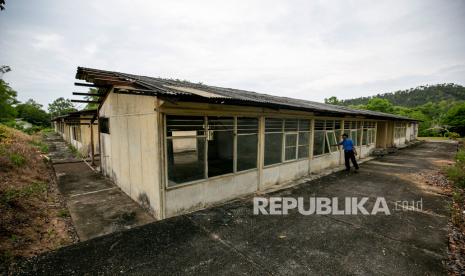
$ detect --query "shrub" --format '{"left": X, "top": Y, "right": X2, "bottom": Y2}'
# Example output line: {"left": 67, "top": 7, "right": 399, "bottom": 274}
{"left": 447, "top": 164, "right": 465, "bottom": 189}
{"left": 446, "top": 132, "right": 461, "bottom": 139}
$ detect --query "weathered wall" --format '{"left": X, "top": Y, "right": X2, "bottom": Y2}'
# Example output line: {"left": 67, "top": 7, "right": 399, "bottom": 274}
{"left": 99, "top": 91, "right": 161, "bottom": 218}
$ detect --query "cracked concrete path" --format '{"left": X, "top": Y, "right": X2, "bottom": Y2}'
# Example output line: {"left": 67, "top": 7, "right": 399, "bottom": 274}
{"left": 44, "top": 133, "right": 154, "bottom": 241}
{"left": 18, "top": 141, "right": 455, "bottom": 275}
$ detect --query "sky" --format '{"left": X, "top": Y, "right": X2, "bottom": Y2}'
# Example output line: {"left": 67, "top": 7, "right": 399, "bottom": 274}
{"left": 1, "top": 0, "right": 465, "bottom": 110}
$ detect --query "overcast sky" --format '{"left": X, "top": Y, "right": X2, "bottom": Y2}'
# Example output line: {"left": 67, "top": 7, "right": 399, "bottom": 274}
{"left": 1, "top": 0, "right": 464, "bottom": 109}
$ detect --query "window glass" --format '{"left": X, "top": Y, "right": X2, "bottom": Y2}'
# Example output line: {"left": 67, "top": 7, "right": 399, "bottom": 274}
{"left": 237, "top": 117, "right": 258, "bottom": 171}
{"left": 265, "top": 118, "right": 283, "bottom": 165}
{"left": 313, "top": 131, "right": 325, "bottom": 156}
{"left": 298, "top": 132, "right": 309, "bottom": 158}
{"left": 265, "top": 133, "right": 283, "bottom": 165}
{"left": 327, "top": 131, "right": 338, "bottom": 152}
{"left": 284, "top": 133, "right": 297, "bottom": 161}
{"left": 207, "top": 117, "right": 234, "bottom": 177}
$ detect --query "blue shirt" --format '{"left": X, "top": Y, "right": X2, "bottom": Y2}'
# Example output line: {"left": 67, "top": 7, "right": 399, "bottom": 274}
{"left": 339, "top": 138, "right": 354, "bottom": 151}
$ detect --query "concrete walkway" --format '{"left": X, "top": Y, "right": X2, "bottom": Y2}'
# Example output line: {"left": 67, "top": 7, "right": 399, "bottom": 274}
{"left": 44, "top": 133, "right": 154, "bottom": 241}
{"left": 19, "top": 141, "right": 455, "bottom": 275}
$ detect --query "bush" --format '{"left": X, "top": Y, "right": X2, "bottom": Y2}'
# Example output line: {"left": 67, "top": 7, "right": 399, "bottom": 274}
{"left": 446, "top": 132, "right": 461, "bottom": 139}
{"left": 447, "top": 149, "right": 465, "bottom": 189}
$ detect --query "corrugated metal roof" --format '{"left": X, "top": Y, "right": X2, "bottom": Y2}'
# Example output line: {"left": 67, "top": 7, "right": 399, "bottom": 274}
{"left": 76, "top": 67, "right": 417, "bottom": 121}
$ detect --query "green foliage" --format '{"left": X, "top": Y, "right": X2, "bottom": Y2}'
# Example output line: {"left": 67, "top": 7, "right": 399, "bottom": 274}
{"left": 445, "top": 132, "right": 461, "bottom": 139}
{"left": 447, "top": 149, "right": 465, "bottom": 189}
{"left": 84, "top": 88, "right": 100, "bottom": 110}
{"left": 365, "top": 98, "right": 394, "bottom": 113}
{"left": 48, "top": 97, "right": 77, "bottom": 117}
{"left": 341, "top": 83, "right": 465, "bottom": 107}
{"left": 15, "top": 99, "right": 50, "bottom": 126}
{"left": 9, "top": 153, "right": 25, "bottom": 167}
{"left": 0, "top": 80, "right": 19, "bottom": 121}
{"left": 324, "top": 96, "right": 341, "bottom": 105}
{"left": 443, "top": 102, "right": 465, "bottom": 136}
{"left": 30, "top": 139, "right": 49, "bottom": 153}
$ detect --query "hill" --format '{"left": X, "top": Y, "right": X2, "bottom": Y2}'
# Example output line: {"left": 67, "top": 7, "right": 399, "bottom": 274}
{"left": 341, "top": 83, "right": 465, "bottom": 107}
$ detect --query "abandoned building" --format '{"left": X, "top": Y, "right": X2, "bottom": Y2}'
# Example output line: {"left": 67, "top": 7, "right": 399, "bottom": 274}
{"left": 63, "top": 67, "right": 418, "bottom": 220}
{"left": 52, "top": 109, "right": 99, "bottom": 159}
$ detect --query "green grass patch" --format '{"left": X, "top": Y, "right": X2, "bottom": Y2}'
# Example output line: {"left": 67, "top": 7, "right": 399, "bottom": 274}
{"left": 58, "top": 209, "right": 69, "bottom": 218}
{"left": 9, "top": 153, "right": 26, "bottom": 167}
{"left": 1, "top": 182, "right": 48, "bottom": 206}
{"left": 29, "top": 139, "right": 49, "bottom": 153}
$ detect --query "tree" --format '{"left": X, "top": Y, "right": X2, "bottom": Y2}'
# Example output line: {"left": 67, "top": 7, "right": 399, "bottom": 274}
{"left": 16, "top": 99, "right": 50, "bottom": 126}
{"left": 324, "top": 96, "right": 341, "bottom": 105}
{"left": 48, "top": 97, "right": 77, "bottom": 117}
{"left": 365, "top": 98, "right": 394, "bottom": 113}
{"left": 84, "top": 88, "right": 100, "bottom": 110}
{"left": 443, "top": 102, "right": 465, "bottom": 136}
{"left": 0, "top": 0, "right": 5, "bottom": 11}
{"left": 0, "top": 79, "right": 18, "bottom": 121}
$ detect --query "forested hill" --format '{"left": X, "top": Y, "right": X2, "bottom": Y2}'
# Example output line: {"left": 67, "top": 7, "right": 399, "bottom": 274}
{"left": 341, "top": 83, "right": 465, "bottom": 107}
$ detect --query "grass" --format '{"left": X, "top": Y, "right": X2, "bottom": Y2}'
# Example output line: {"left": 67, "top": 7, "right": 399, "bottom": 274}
{"left": 9, "top": 153, "right": 26, "bottom": 167}
{"left": 1, "top": 182, "right": 48, "bottom": 206}
{"left": 57, "top": 209, "right": 70, "bottom": 218}
{"left": 29, "top": 139, "right": 49, "bottom": 153}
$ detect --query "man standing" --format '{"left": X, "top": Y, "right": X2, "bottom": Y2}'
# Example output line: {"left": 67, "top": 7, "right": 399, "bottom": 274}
{"left": 338, "top": 133, "right": 359, "bottom": 172}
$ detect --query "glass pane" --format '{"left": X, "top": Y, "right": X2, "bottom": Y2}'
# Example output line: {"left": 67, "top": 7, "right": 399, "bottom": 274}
{"left": 208, "top": 130, "right": 234, "bottom": 177}
{"left": 324, "top": 135, "right": 330, "bottom": 154}
{"left": 237, "top": 134, "right": 258, "bottom": 171}
{"left": 362, "top": 129, "right": 368, "bottom": 145}
{"left": 265, "top": 118, "right": 283, "bottom": 133}
{"left": 284, "top": 119, "right": 298, "bottom": 131}
{"left": 285, "top": 133, "right": 297, "bottom": 147}
{"left": 299, "top": 119, "right": 310, "bottom": 131}
{"left": 208, "top": 116, "right": 234, "bottom": 131}
{"left": 350, "top": 130, "right": 358, "bottom": 146}
{"left": 298, "top": 145, "right": 309, "bottom": 158}
{"left": 327, "top": 132, "right": 338, "bottom": 152}
{"left": 167, "top": 115, "right": 204, "bottom": 136}
{"left": 298, "top": 132, "right": 309, "bottom": 146}
{"left": 313, "top": 131, "right": 325, "bottom": 156}
{"left": 265, "top": 133, "right": 283, "bottom": 165}
{"left": 285, "top": 147, "right": 297, "bottom": 161}
{"left": 167, "top": 137, "right": 205, "bottom": 186}
{"left": 237, "top": 117, "right": 258, "bottom": 134}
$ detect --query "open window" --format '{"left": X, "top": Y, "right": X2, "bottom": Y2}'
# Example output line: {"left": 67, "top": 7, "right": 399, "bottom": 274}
{"left": 264, "top": 118, "right": 283, "bottom": 166}
{"left": 237, "top": 118, "right": 258, "bottom": 171}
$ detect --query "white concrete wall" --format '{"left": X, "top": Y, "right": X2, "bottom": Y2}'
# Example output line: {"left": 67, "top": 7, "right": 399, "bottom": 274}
{"left": 165, "top": 170, "right": 258, "bottom": 217}
{"left": 99, "top": 91, "right": 161, "bottom": 218}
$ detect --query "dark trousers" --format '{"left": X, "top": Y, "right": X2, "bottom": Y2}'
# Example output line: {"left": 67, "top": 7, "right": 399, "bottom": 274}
{"left": 344, "top": 150, "right": 359, "bottom": 170}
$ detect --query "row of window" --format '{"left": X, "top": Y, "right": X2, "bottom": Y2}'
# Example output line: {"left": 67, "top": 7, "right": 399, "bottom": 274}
{"left": 166, "top": 116, "right": 378, "bottom": 187}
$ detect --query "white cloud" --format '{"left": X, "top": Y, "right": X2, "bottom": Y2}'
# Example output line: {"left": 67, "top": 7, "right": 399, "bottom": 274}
{"left": 0, "top": 0, "right": 464, "bottom": 107}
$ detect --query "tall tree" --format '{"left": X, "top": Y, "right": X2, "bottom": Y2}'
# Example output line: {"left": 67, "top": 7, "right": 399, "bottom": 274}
{"left": 365, "top": 98, "right": 394, "bottom": 113}
{"left": 0, "top": 79, "right": 18, "bottom": 121}
{"left": 324, "top": 96, "right": 341, "bottom": 105}
{"left": 48, "top": 97, "right": 77, "bottom": 117}
{"left": 84, "top": 88, "right": 100, "bottom": 110}
{"left": 442, "top": 102, "right": 465, "bottom": 136}
{"left": 16, "top": 99, "right": 50, "bottom": 126}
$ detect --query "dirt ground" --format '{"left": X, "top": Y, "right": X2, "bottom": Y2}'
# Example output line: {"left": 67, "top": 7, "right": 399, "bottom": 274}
{"left": 0, "top": 126, "right": 77, "bottom": 274}
{"left": 15, "top": 141, "right": 458, "bottom": 275}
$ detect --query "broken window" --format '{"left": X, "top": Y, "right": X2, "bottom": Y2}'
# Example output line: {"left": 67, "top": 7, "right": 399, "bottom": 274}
{"left": 265, "top": 118, "right": 283, "bottom": 166}
{"left": 166, "top": 115, "right": 206, "bottom": 186}
{"left": 72, "top": 125, "right": 81, "bottom": 142}
{"left": 207, "top": 117, "right": 234, "bottom": 177}
{"left": 99, "top": 117, "right": 110, "bottom": 134}
{"left": 237, "top": 118, "right": 258, "bottom": 171}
